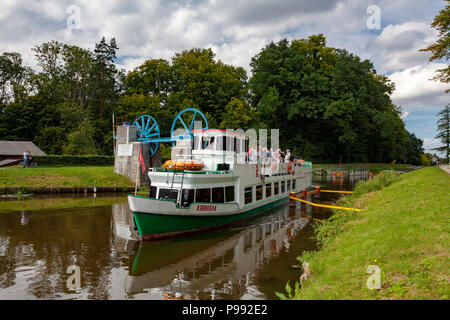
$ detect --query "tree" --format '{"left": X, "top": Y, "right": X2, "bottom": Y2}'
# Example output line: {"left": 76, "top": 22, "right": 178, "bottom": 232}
{"left": 92, "top": 37, "right": 119, "bottom": 120}
{"left": 123, "top": 59, "right": 174, "bottom": 100}
{"left": 405, "top": 132, "right": 424, "bottom": 165}
{"left": 27, "top": 38, "right": 120, "bottom": 155}
{"left": 249, "top": 35, "right": 406, "bottom": 163}
{"left": 420, "top": 0, "right": 449, "bottom": 91}
{"left": 171, "top": 48, "right": 248, "bottom": 126}
{"left": 434, "top": 104, "right": 450, "bottom": 162}
{"left": 63, "top": 120, "right": 99, "bottom": 155}
{"left": 119, "top": 50, "right": 249, "bottom": 131}
{"left": 219, "top": 97, "right": 259, "bottom": 130}
{"left": 0, "top": 52, "right": 34, "bottom": 105}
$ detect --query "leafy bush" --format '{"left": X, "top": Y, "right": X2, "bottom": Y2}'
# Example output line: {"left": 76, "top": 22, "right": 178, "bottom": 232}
{"left": 33, "top": 155, "right": 114, "bottom": 166}
{"left": 420, "top": 154, "right": 432, "bottom": 166}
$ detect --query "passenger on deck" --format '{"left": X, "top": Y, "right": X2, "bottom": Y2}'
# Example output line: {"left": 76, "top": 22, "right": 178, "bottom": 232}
{"left": 285, "top": 149, "right": 292, "bottom": 162}
{"left": 249, "top": 147, "right": 257, "bottom": 163}
{"left": 270, "top": 148, "right": 277, "bottom": 160}
{"left": 280, "top": 149, "right": 285, "bottom": 162}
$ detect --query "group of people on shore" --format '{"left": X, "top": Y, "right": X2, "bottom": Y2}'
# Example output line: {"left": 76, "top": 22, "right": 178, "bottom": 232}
{"left": 248, "top": 147, "right": 297, "bottom": 163}
{"left": 432, "top": 154, "right": 441, "bottom": 166}
{"left": 22, "top": 150, "right": 33, "bottom": 168}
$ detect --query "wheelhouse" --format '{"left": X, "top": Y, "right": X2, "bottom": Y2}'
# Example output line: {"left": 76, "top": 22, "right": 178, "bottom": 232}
{"left": 190, "top": 129, "right": 249, "bottom": 171}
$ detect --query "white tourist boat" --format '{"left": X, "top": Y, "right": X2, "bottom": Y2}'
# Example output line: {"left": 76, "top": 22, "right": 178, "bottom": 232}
{"left": 128, "top": 129, "right": 312, "bottom": 239}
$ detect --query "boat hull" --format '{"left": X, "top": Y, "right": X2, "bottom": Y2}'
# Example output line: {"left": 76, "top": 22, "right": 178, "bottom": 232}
{"left": 133, "top": 197, "right": 288, "bottom": 240}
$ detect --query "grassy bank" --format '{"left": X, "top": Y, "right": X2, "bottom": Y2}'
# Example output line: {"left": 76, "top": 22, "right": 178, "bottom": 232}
{"left": 0, "top": 194, "right": 128, "bottom": 212}
{"left": 0, "top": 166, "right": 134, "bottom": 189}
{"left": 281, "top": 167, "right": 449, "bottom": 299}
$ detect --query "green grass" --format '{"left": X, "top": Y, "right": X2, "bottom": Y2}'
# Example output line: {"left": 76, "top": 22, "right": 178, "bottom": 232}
{"left": 280, "top": 167, "right": 450, "bottom": 300}
{"left": 0, "top": 166, "right": 134, "bottom": 188}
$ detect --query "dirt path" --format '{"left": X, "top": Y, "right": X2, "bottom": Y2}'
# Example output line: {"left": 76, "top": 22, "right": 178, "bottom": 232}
{"left": 439, "top": 165, "right": 450, "bottom": 174}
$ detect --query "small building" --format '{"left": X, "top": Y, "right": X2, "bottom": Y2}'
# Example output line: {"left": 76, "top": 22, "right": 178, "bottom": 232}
{"left": 0, "top": 141, "right": 46, "bottom": 167}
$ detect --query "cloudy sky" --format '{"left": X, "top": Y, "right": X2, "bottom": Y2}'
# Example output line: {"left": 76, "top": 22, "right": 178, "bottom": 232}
{"left": 1, "top": 0, "right": 448, "bottom": 153}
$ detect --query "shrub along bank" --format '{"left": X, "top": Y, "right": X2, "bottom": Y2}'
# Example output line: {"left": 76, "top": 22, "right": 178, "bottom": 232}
{"left": 32, "top": 155, "right": 114, "bottom": 166}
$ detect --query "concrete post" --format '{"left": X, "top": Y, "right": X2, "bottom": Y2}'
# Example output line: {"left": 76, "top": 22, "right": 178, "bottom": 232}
{"left": 114, "top": 125, "right": 151, "bottom": 187}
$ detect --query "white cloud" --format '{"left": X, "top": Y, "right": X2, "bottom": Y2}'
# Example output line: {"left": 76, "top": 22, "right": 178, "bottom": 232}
{"left": 389, "top": 63, "right": 450, "bottom": 111}
{"left": 423, "top": 138, "right": 441, "bottom": 153}
{"left": 366, "top": 21, "right": 438, "bottom": 72}
{"left": 0, "top": 0, "right": 447, "bottom": 146}
{"left": 400, "top": 111, "right": 409, "bottom": 119}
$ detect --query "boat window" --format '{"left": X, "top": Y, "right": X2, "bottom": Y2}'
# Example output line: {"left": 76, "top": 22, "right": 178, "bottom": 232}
{"left": 274, "top": 182, "right": 279, "bottom": 195}
{"left": 226, "top": 136, "right": 232, "bottom": 151}
{"left": 212, "top": 187, "right": 225, "bottom": 203}
{"left": 245, "top": 187, "right": 253, "bottom": 204}
{"left": 216, "top": 136, "right": 227, "bottom": 151}
{"left": 292, "top": 179, "right": 296, "bottom": 190}
{"left": 203, "top": 136, "right": 215, "bottom": 150}
{"left": 287, "top": 180, "right": 291, "bottom": 191}
{"left": 225, "top": 186, "right": 235, "bottom": 202}
{"left": 196, "top": 188, "right": 211, "bottom": 202}
{"left": 256, "top": 185, "right": 263, "bottom": 200}
{"left": 234, "top": 138, "right": 240, "bottom": 154}
{"left": 181, "top": 189, "right": 194, "bottom": 207}
{"left": 266, "top": 183, "right": 271, "bottom": 197}
{"left": 194, "top": 136, "right": 201, "bottom": 150}
{"left": 281, "top": 181, "right": 285, "bottom": 193}
{"left": 149, "top": 186, "right": 157, "bottom": 198}
{"left": 159, "top": 188, "right": 178, "bottom": 200}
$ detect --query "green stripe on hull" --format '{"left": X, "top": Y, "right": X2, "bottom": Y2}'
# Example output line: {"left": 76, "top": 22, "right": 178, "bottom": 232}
{"left": 133, "top": 197, "right": 288, "bottom": 238}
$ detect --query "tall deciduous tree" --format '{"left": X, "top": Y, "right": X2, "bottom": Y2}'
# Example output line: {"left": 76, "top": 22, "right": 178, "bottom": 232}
{"left": 0, "top": 52, "right": 33, "bottom": 105}
{"left": 249, "top": 35, "right": 411, "bottom": 163}
{"left": 63, "top": 119, "right": 99, "bottom": 155}
{"left": 420, "top": 0, "right": 450, "bottom": 91}
{"left": 119, "top": 49, "right": 249, "bottom": 130}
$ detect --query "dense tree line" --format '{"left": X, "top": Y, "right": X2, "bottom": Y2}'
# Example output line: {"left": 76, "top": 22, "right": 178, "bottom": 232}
{"left": 0, "top": 38, "right": 120, "bottom": 155}
{"left": 250, "top": 35, "right": 421, "bottom": 163}
{"left": 0, "top": 35, "right": 425, "bottom": 164}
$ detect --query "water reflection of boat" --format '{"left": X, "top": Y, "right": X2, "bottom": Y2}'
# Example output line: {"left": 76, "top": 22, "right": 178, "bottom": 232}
{"left": 112, "top": 203, "right": 139, "bottom": 253}
{"left": 124, "top": 205, "right": 310, "bottom": 299}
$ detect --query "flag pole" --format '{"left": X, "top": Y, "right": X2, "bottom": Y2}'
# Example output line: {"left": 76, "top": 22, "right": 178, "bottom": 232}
{"left": 135, "top": 148, "right": 139, "bottom": 196}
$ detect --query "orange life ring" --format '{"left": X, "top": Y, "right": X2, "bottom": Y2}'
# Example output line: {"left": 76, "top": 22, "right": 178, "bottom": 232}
{"left": 163, "top": 159, "right": 203, "bottom": 171}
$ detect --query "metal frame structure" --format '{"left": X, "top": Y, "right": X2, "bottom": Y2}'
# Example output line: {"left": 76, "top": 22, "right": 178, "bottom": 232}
{"left": 122, "top": 108, "right": 209, "bottom": 157}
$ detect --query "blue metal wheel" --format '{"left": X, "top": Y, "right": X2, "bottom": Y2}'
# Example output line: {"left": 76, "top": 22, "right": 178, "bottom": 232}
{"left": 170, "top": 108, "right": 208, "bottom": 146}
{"left": 133, "top": 115, "right": 160, "bottom": 157}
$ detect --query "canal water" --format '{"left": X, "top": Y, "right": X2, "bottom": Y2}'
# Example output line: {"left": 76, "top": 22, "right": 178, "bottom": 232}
{"left": 0, "top": 175, "right": 367, "bottom": 300}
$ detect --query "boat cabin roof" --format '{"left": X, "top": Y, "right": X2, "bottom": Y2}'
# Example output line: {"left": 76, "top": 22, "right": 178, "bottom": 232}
{"left": 192, "top": 129, "right": 247, "bottom": 138}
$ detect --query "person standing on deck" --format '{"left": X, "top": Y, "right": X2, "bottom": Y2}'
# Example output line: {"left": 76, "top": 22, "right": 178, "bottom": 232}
{"left": 285, "top": 149, "right": 292, "bottom": 162}
{"left": 249, "top": 147, "right": 257, "bottom": 163}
